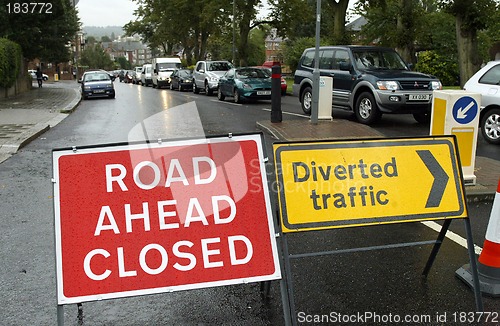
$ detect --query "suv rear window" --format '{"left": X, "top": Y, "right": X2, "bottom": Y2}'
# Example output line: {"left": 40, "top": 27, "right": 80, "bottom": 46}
{"left": 302, "top": 51, "right": 315, "bottom": 68}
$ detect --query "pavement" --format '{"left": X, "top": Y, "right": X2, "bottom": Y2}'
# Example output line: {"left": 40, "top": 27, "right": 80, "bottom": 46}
{"left": 0, "top": 80, "right": 497, "bottom": 202}
{"left": 0, "top": 80, "right": 80, "bottom": 163}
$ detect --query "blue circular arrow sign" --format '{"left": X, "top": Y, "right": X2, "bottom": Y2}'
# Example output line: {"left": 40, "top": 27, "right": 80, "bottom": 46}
{"left": 452, "top": 96, "right": 478, "bottom": 124}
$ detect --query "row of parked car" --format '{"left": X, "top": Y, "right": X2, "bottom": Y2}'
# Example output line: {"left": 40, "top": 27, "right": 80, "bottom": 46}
{"left": 122, "top": 59, "right": 288, "bottom": 104}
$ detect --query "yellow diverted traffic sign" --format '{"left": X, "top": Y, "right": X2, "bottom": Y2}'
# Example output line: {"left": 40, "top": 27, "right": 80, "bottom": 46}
{"left": 274, "top": 137, "right": 467, "bottom": 232}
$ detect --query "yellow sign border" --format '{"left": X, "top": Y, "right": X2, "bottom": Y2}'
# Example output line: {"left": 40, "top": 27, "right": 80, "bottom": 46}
{"left": 274, "top": 136, "right": 467, "bottom": 232}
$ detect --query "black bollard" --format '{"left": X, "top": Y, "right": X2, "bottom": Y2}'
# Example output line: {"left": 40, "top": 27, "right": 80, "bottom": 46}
{"left": 270, "top": 65, "right": 282, "bottom": 123}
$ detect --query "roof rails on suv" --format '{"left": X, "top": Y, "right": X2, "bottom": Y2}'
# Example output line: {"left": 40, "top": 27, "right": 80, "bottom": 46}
{"left": 293, "top": 45, "right": 442, "bottom": 124}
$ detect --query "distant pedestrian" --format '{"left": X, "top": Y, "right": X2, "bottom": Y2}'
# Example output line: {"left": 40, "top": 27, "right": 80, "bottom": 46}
{"left": 36, "top": 67, "right": 43, "bottom": 88}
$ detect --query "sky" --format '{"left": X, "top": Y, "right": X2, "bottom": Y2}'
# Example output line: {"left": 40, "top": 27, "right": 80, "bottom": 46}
{"left": 77, "top": 0, "right": 138, "bottom": 27}
{"left": 76, "top": 0, "right": 358, "bottom": 28}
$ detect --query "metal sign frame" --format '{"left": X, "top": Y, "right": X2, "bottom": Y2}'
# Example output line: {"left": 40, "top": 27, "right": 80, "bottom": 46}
{"left": 273, "top": 136, "right": 483, "bottom": 325}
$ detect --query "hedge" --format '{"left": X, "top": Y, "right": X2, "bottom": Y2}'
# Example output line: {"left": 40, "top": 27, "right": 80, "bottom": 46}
{"left": 0, "top": 38, "right": 23, "bottom": 89}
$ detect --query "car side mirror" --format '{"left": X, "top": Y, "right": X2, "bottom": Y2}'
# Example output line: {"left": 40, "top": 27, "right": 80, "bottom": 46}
{"left": 199, "top": 69, "right": 205, "bottom": 73}
{"left": 78, "top": 78, "right": 82, "bottom": 83}
{"left": 407, "top": 63, "right": 414, "bottom": 70}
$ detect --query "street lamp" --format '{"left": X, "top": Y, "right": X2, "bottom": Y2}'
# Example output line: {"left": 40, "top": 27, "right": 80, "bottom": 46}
{"left": 232, "top": 0, "right": 236, "bottom": 65}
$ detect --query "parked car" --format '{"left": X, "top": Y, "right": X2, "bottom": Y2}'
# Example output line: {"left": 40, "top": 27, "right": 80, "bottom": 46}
{"left": 293, "top": 45, "right": 442, "bottom": 124}
{"left": 256, "top": 66, "right": 287, "bottom": 95}
{"left": 169, "top": 69, "right": 193, "bottom": 91}
{"left": 141, "top": 64, "right": 153, "bottom": 86}
{"left": 463, "top": 60, "right": 500, "bottom": 144}
{"left": 152, "top": 57, "right": 182, "bottom": 88}
{"left": 79, "top": 71, "right": 115, "bottom": 100}
{"left": 193, "top": 60, "right": 234, "bottom": 95}
{"left": 133, "top": 66, "right": 143, "bottom": 84}
{"left": 217, "top": 67, "right": 272, "bottom": 103}
{"left": 28, "top": 69, "right": 48, "bottom": 81}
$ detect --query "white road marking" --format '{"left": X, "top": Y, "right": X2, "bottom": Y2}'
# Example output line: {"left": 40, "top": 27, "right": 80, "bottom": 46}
{"left": 421, "top": 221, "right": 482, "bottom": 255}
{"left": 261, "top": 108, "right": 309, "bottom": 118}
{"left": 210, "top": 99, "right": 242, "bottom": 106}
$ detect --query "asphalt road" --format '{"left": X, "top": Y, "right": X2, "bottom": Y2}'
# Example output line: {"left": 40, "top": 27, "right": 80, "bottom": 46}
{"left": 0, "top": 81, "right": 498, "bottom": 325}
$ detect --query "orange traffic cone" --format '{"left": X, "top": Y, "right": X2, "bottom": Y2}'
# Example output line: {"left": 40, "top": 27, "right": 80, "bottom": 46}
{"left": 456, "top": 178, "right": 500, "bottom": 296}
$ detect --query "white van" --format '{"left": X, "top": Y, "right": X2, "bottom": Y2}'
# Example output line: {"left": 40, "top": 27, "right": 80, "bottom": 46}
{"left": 152, "top": 57, "right": 182, "bottom": 89}
{"left": 141, "top": 64, "right": 152, "bottom": 86}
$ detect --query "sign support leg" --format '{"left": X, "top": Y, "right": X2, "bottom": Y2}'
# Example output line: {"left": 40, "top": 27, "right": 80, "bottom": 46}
{"left": 463, "top": 218, "right": 484, "bottom": 312}
{"left": 57, "top": 305, "right": 64, "bottom": 326}
{"left": 422, "top": 219, "right": 451, "bottom": 277}
{"left": 280, "top": 233, "right": 295, "bottom": 325}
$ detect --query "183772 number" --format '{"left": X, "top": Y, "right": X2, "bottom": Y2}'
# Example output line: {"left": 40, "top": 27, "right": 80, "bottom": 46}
{"left": 6, "top": 2, "right": 52, "bottom": 14}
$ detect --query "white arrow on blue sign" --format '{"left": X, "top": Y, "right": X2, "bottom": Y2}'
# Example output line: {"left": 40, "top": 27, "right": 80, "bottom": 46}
{"left": 452, "top": 96, "right": 478, "bottom": 124}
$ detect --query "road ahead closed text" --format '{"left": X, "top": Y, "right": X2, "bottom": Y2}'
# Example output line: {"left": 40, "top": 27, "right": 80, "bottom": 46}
{"left": 53, "top": 135, "right": 280, "bottom": 304}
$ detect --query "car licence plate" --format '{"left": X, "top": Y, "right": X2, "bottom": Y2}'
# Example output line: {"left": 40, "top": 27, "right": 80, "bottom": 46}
{"left": 93, "top": 89, "right": 105, "bottom": 94}
{"left": 408, "top": 94, "right": 430, "bottom": 101}
{"left": 257, "top": 91, "right": 271, "bottom": 95}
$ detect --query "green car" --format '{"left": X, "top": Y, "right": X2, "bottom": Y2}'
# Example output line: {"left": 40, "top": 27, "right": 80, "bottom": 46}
{"left": 217, "top": 67, "right": 272, "bottom": 103}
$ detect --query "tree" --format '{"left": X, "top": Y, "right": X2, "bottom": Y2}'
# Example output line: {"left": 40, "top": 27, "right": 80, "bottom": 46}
{"left": 80, "top": 44, "right": 114, "bottom": 70}
{"left": 269, "top": 0, "right": 351, "bottom": 44}
{"left": 355, "top": 0, "right": 427, "bottom": 64}
{"left": 440, "top": 0, "right": 498, "bottom": 86}
{"left": 116, "top": 56, "right": 131, "bottom": 69}
{"left": 0, "top": 0, "right": 79, "bottom": 63}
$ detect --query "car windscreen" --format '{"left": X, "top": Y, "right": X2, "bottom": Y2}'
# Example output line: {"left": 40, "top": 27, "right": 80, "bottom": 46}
{"left": 84, "top": 73, "right": 110, "bottom": 82}
{"left": 236, "top": 68, "right": 269, "bottom": 79}
{"left": 158, "top": 62, "right": 181, "bottom": 71}
{"left": 353, "top": 50, "right": 408, "bottom": 70}
{"left": 178, "top": 70, "right": 192, "bottom": 78}
{"left": 208, "top": 62, "right": 233, "bottom": 71}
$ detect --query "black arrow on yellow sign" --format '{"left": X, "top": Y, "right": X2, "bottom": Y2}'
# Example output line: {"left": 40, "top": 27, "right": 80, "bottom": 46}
{"left": 416, "top": 150, "right": 449, "bottom": 208}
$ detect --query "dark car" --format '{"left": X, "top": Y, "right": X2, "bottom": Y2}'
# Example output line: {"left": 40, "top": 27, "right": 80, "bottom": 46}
{"left": 293, "top": 45, "right": 442, "bottom": 124}
{"left": 79, "top": 71, "right": 115, "bottom": 100}
{"left": 217, "top": 67, "right": 272, "bottom": 103}
{"left": 169, "top": 69, "right": 193, "bottom": 91}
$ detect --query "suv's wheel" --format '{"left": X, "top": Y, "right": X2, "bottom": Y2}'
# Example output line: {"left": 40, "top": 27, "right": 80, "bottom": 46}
{"left": 481, "top": 108, "right": 500, "bottom": 145}
{"left": 205, "top": 82, "right": 213, "bottom": 96}
{"left": 413, "top": 112, "right": 431, "bottom": 124}
{"left": 355, "top": 92, "right": 381, "bottom": 124}
{"left": 301, "top": 86, "right": 312, "bottom": 115}
{"left": 217, "top": 87, "right": 225, "bottom": 101}
{"left": 193, "top": 80, "right": 200, "bottom": 94}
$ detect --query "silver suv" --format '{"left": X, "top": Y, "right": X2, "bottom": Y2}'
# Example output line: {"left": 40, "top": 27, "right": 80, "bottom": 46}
{"left": 193, "top": 60, "right": 233, "bottom": 95}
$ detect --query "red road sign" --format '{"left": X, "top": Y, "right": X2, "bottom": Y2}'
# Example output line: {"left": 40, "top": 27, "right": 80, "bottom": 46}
{"left": 53, "top": 134, "right": 280, "bottom": 304}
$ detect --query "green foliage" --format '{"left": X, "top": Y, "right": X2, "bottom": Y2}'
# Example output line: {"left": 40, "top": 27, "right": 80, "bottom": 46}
{"left": 0, "top": 38, "right": 22, "bottom": 88}
{"left": 0, "top": 0, "right": 79, "bottom": 63}
{"left": 415, "top": 50, "right": 459, "bottom": 86}
{"left": 282, "top": 37, "right": 329, "bottom": 73}
{"left": 80, "top": 44, "right": 114, "bottom": 70}
{"left": 115, "top": 57, "right": 131, "bottom": 70}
